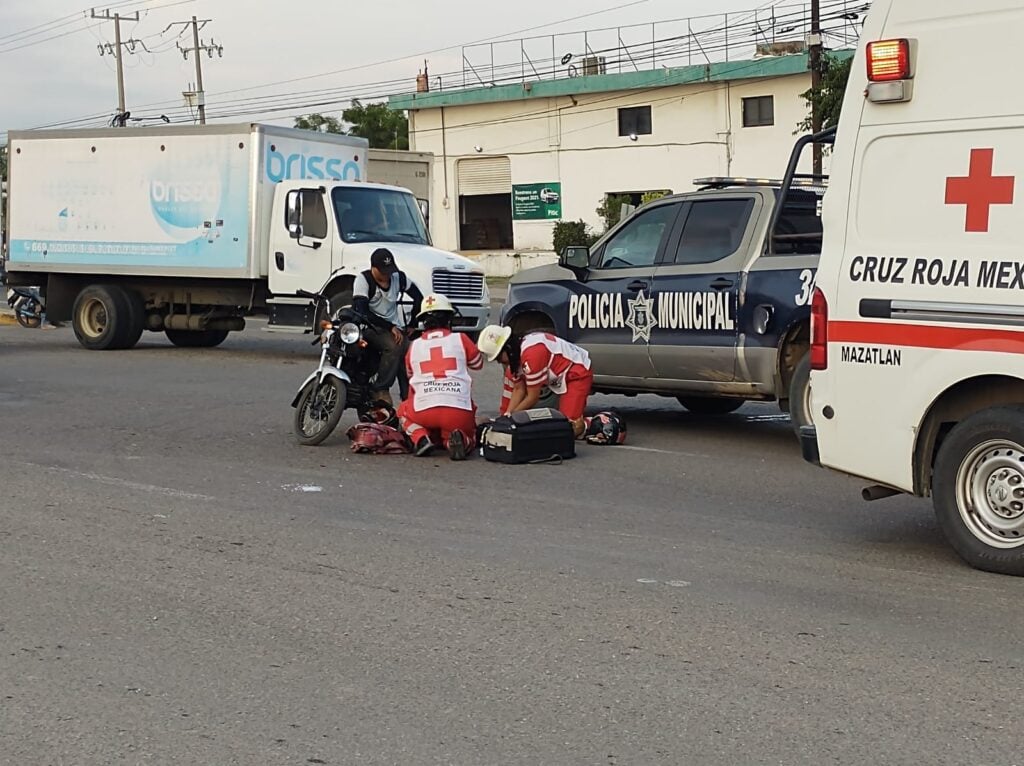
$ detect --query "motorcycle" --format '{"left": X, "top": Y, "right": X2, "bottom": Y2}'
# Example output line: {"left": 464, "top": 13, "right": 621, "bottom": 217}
{"left": 290, "top": 289, "right": 390, "bottom": 446}
{"left": 6, "top": 286, "right": 44, "bottom": 329}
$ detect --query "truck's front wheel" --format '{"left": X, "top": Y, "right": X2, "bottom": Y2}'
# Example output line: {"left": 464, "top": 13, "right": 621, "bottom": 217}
{"left": 72, "top": 285, "right": 139, "bottom": 351}
{"left": 934, "top": 407, "right": 1024, "bottom": 576}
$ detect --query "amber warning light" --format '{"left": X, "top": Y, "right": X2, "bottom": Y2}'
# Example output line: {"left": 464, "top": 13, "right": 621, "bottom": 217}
{"left": 867, "top": 39, "right": 911, "bottom": 82}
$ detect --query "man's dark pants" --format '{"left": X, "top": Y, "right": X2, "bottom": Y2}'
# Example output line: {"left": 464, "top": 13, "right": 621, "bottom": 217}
{"left": 363, "top": 325, "right": 408, "bottom": 400}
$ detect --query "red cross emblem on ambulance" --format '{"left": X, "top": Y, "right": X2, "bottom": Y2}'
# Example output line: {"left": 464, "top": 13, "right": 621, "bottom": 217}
{"left": 945, "top": 148, "right": 1015, "bottom": 233}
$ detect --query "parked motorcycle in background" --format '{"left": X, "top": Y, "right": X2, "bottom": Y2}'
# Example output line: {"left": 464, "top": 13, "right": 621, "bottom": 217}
{"left": 6, "top": 286, "right": 44, "bottom": 329}
{"left": 290, "top": 289, "right": 389, "bottom": 446}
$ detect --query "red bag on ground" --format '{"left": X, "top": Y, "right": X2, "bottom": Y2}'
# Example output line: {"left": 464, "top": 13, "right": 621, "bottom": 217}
{"left": 346, "top": 423, "right": 411, "bottom": 454}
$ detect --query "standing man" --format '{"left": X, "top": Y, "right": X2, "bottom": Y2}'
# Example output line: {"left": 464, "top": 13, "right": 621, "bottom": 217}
{"left": 399, "top": 294, "right": 484, "bottom": 460}
{"left": 478, "top": 325, "right": 594, "bottom": 438}
{"left": 352, "top": 248, "right": 424, "bottom": 406}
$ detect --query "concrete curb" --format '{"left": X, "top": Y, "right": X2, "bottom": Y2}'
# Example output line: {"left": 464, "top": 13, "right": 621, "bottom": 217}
{"left": 0, "top": 313, "right": 18, "bottom": 326}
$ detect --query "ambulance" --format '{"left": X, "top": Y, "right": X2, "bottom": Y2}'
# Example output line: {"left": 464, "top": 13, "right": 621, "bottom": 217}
{"left": 802, "top": 0, "right": 1024, "bottom": 575}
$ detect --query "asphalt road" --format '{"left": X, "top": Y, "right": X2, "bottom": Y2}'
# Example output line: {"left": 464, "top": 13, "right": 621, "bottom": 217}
{"left": 1, "top": 315, "right": 1022, "bottom": 766}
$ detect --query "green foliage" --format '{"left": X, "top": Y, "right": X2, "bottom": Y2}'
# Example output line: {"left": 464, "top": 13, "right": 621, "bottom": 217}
{"left": 596, "top": 193, "right": 632, "bottom": 231}
{"left": 342, "top": 100, "right": 409, "bottom": 150}
{"left": 294, "top": 101, "right": 410, "bottom": 150}
{"left": 293, "top": 114, "right": 344, "bottom": 134}
{"left": 641, "top": 189, "right": 671, "bottom": 206}
{"left": 552, "top": 219, "right": 599, "bottom": 254}
{"left": 797, "top": 54, "right": 854, "bottom": 134}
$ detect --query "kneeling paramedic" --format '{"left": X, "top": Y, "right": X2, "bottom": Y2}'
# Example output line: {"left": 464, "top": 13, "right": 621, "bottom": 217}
{"left": 398, "top": 294, "right": 484, "bottom": 460}
{"left": 352, "top": 248, "right": 424, "bottom": 405}
{"left": 478, "top": 325, "right": 594, "bottom": 439}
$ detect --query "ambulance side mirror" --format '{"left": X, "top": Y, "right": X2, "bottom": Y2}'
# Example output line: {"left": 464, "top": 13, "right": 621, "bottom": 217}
{"left": 560, "top": 246, "right": 590, "bottom": 271}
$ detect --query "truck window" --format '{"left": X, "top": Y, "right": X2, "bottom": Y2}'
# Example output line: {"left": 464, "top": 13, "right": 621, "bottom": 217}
{"left": 332, "top": 187, "right": 430, "bottom": 246}
{"left": 303, "top": 192, "right": 329, "bottom": 240}
{"left": 672, "top": 199, "right": 754, "bottom": 265}
{"left": 594, "top": 203, "right": 678, "bottom": 269}
{"left": 770, "top": 189, "right": 823, "bottom": 255}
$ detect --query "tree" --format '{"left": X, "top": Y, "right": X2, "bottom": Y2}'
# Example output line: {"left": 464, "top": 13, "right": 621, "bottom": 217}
{"left": 797, "top": 53, "right": 853, "bottom": 134}
{"left": 343, "top": 100, "right": 409, "bottom": 150}
{"left": 294, "top": 101, "right": 409, "bottom": 150}
{"left": 293, "top": 113, "right": 344, "bottom": 134}
{"left": 596, "top": 193, "right": 633, "bottom": 231}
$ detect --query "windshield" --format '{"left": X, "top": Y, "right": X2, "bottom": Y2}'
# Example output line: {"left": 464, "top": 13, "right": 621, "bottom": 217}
{"left": 332, "top": 187, "right": 430, "bottom": 246}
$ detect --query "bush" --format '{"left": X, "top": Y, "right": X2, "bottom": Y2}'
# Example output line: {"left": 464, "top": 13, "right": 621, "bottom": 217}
{"left": 552, "top": 219, "right": 595, "bottom": 255}
{"left": 596, "top": 194, "right": 633, "bottom": 231}
{"left": 641, "top": 189, "right": 671, "bottom": 206}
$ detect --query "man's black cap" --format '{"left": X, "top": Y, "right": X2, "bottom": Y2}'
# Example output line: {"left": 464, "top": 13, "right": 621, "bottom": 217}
{"left": 371, "top": 248, "right": 397, "bottom": 274}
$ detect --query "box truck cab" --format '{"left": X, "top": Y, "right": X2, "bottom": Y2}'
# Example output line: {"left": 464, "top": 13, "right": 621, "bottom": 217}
{"left": 803, "top": 0, "right": 1024, "bottom": 575}
{"left": 3, "top": 124, "right": 488, "bottom": 350}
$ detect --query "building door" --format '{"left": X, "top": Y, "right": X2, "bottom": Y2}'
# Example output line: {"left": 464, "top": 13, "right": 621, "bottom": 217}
{"left": 458, "top": 157, "right": 512, "bottom": 250}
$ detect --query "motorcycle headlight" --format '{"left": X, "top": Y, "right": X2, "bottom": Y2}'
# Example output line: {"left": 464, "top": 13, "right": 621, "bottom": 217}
{"left": 339, "top": 322, "right": 361, "bottom": 345}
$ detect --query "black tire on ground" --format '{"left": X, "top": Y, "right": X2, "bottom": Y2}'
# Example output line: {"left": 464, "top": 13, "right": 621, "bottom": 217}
{"left": 293, "top": 378, "right": 347, "bottom": 446}
{"left": 933, "top": 406, "right": 1024, "bottom": 576}
{"left": 788, "top": 352, "right": 813, "bottom": 436}
{"left": 676, "top": 397, "right": 744, "bottom": 415}
{"left": 164, "top": 329, "right": 230, "bottom": 348}
{"left": 15, "top": 304, "right": 41, "bottom": 329}
{"left": 120, "top": 289, "right": 146, "bottom": 350}
{"left": 72, "top": 284, "right": 136, "bottom": 351}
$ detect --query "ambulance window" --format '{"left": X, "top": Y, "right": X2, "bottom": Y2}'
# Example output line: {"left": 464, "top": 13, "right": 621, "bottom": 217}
{"left": 673, "top": 199, "right": 754, "bottom": 265}
{"left": 594, "top": 203, "right": 678, "bottom": 269}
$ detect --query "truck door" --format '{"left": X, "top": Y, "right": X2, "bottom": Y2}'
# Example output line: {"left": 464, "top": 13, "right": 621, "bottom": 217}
{"left": 650, "top": 196, "right": 760, "bottom": 383}
{"left": 269, "top": 188, "right": 335, "bottom": 297}
{"left": 566, "top": 200, "right": 683, "bottom": 380}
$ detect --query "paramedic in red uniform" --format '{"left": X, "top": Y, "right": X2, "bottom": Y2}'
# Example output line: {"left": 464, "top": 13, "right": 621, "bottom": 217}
{"left": 398, "top": 294, "right": 484, "bottom": 460}
{"left": 478, "top": 324, "right": 594, "bottom": 439}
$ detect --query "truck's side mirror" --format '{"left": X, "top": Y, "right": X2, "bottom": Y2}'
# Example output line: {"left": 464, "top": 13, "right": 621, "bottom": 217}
{"left": 417, "top": 198, "right": 429, "bottom": 224}
{"left": 560, "top": 245, "right": 590, "bottom": 270}
{"left": 286, "top": 190, "right": 303, "bottom": 240}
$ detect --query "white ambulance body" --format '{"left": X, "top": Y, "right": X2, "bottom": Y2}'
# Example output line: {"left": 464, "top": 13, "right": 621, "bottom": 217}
{"left": 805, "top": 0, "right": 1024, "bottom": 575}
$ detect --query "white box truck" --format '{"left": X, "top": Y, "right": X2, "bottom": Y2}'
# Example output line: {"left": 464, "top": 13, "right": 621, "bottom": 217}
{"left": 3, "top": 124, "right": 488, "bottom": 350}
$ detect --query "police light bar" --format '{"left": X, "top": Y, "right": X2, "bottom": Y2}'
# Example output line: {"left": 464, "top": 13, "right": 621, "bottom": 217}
{"left": 867, "top": 39, "right": 911, "bottom": 82}
{"left": 694, "top": 177, "right": 824, "bottom": 190}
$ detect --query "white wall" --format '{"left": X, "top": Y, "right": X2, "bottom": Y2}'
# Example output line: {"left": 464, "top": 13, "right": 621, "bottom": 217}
{"left": 409, "top": 70, "right": 817, "bottom": 262}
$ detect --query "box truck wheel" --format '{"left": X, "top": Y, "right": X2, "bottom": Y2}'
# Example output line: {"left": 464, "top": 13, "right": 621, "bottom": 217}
{"left": 788, "top": 353, "right": 813, "bottom": 436}
{"left": 934, "top": 406, "right": 1024, "bottom": 576}
{"left": 165, "top": 329, "right": 230, "bottom": 348}
{"left": 72, "top": 285, "right": 139, "bottom": 351}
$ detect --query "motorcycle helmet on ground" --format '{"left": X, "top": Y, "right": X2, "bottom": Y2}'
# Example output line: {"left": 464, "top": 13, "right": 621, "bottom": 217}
{"left": 584, "top": 411, "right": 627, "bottom": 445}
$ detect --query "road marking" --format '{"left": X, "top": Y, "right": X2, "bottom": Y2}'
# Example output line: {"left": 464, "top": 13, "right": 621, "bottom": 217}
{"left": 16, "top": 462, "right": 214, "bottom": 501}
{"left": 616, "top": 445, "right": 711, "bottom": 458}
{"left": 282, "top": 484, "right": 323, "bottom": 493}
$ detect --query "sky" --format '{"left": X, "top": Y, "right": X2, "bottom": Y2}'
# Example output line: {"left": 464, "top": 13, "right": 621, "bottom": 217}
{"left": 0, "top": 0, "right": 835, "bottom": 141}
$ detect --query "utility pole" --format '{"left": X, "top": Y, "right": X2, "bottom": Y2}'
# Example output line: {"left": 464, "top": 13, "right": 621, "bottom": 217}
{"left": 170, "top": 17, "right": 223, "bottom": 125}
{"left": 809, "top": 0, "right": 823, "bottom": 175}
{"left": 91, "top": 8, "right": 141, "bottom": 120}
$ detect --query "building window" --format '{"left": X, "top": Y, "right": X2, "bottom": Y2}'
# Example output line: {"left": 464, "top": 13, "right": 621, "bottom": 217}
{"left": 742, "top": 96, "right": 775, "bottom": 127}
{"left": 618, "top": 106, "right": 652, "bottom": 137}
{"left": 457, "top": 157, "right": 514, "bottom": 250}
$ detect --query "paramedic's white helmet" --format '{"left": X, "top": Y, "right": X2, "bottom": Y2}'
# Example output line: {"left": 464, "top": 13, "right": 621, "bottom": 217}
{"left": 417, "top": 293, "right": 454, "bottom": 318}
{"left": 478, "top": 324, "right": 513, "bottom": 362}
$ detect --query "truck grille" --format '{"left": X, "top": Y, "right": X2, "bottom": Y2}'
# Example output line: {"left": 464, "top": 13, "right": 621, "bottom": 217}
{"left": 432, "top": 270, "right": 484, "bottom": 302}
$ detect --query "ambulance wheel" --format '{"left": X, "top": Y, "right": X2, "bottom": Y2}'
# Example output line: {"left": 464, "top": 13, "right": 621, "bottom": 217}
{"left": 72, "top": 285, "right": 136, "bottom": 351}
{"left": 677, "top": 397, "right": 743, "bottom": 415}
{"left": 165, "top": 329, "right": 230, "bottom": 348}
{"left": 933, "top": 407, "right": 1024, "bottom": 576}
{"left": 788, "top": 353, "right": 813, "bottom": 436}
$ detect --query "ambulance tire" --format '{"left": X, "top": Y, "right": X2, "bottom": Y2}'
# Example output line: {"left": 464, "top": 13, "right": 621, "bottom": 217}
{"left": 788, "top": 353, "right": 813, "bottom": 436}
{"left": 934, "top": 407, "right": 1024, "bottom": 576}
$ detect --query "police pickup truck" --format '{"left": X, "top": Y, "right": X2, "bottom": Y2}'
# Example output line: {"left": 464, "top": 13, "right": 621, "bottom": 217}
{"left": 500, "top": 130, "right": 834, "bottom": 434}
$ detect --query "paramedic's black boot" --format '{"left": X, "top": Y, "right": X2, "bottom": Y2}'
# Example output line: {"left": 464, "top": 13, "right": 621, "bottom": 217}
{"left": 448, "top": 430, "right": 467, "bottom": 461}
{"left": 415, "top": 436, "right": 435, "bottom": 457}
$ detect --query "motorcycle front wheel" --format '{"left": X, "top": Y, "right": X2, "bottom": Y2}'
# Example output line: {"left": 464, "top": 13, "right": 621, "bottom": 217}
{"left": 293, "top": 377, "right": 347, "bottom": 446}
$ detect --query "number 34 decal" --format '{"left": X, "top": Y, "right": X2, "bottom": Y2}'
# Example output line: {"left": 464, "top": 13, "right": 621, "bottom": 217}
{"left": 794, "top": 269, "right": 816, "bottom": 307}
